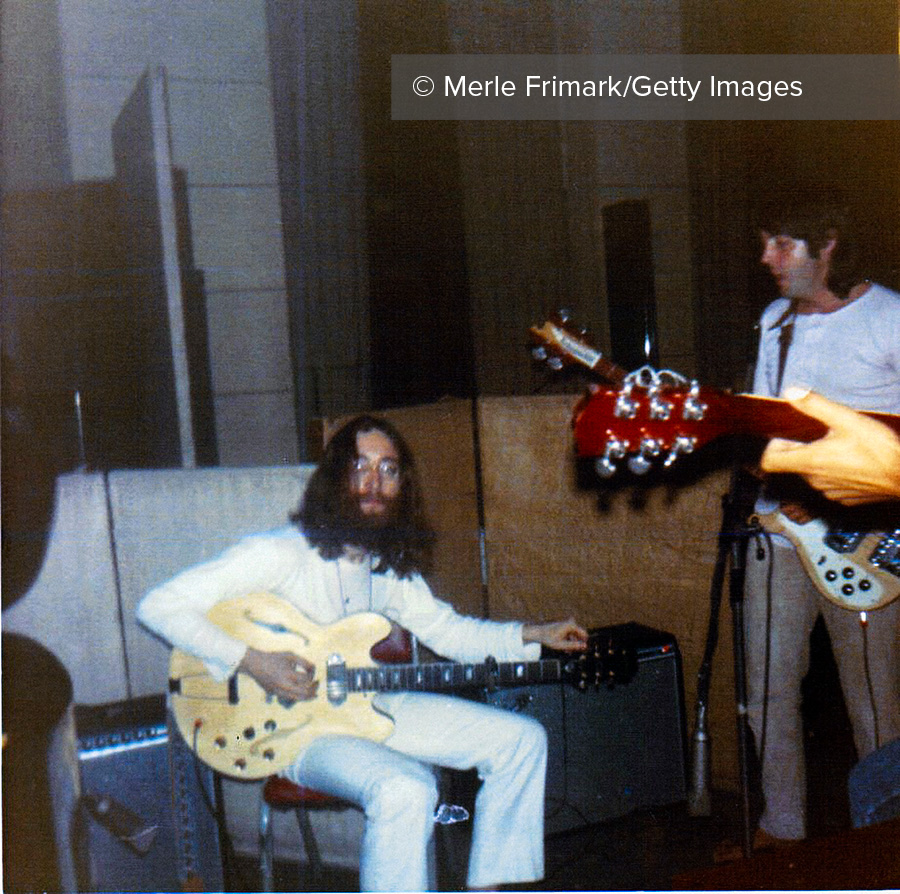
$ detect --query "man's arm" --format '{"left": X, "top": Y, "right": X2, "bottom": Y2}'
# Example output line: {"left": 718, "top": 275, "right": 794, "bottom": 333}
{"left": 522, "top": 618, "right": 589, "bottom": 652}
{"left": 760, "top": 388, "right": 900, "bottom": 505}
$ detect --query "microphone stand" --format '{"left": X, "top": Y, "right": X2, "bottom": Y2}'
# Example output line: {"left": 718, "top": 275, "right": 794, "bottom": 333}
{"left": 687, "top": 472, "right": 758, "bottom": 859}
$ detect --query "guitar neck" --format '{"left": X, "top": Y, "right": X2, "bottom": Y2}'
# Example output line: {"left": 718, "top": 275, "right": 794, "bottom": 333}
{"left": 343, "top": 657, "right": 567, "bottom": 695}
{"left": 726, "top": 394, "right": 900, "bottom": 441}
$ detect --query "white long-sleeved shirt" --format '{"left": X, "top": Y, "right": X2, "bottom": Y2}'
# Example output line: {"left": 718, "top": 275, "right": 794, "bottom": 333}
{"left": 137, "top": 526, "right": 540, "bottom": 681}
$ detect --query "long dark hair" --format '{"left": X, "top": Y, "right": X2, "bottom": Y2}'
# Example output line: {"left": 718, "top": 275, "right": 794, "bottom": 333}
{"left": 291, "top": 415, "right": 435, "bottom": 578}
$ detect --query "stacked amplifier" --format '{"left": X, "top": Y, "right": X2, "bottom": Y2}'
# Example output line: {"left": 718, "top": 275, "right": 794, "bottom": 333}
{"left": 75, "top": 694, "right": 223, "bottom": 892}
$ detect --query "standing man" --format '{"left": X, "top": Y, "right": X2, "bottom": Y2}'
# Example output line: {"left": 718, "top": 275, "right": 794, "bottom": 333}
{"left": 138, "top": 414, "right": 588, "bottom": 891}
{"left": 744, "top": 196, "right": 900, "bottom": 850}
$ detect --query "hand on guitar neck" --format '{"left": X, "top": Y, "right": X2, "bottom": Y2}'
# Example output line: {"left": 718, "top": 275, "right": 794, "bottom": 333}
{"left": 522, "top": 617, "right": 590, "bottom": 652}
{"left": 761, "top": 388, "right": 900, "bottom": 505}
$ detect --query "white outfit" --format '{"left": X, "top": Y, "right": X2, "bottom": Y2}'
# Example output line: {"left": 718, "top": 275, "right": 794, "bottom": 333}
{"left": 746, "top": 284, "right": 900, "bottom": 839}
{"left": 138, "top": 527, "right": 547, "bottom": 890}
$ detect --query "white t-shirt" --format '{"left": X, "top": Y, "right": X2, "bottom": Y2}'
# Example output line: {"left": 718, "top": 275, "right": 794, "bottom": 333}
{"left": 753, "top": 283, "right": 900, "bottom": 412}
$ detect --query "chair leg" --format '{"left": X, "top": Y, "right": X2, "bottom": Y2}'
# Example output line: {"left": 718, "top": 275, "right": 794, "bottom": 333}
{"left": 259, "top": 800, "right": 275, "bottom": 893}
{"left": 295, "top": 805, "right": 324, "bottom": 883}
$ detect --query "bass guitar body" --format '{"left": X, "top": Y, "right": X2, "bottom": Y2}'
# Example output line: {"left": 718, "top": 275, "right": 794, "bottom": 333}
{"left": 169, "top": 594, "right": 395, "bottom": 779}
{"left": 755, "top": 512, "right": 900, "bottom": 612}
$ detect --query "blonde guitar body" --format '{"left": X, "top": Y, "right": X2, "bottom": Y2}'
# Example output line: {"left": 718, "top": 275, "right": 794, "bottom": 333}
{"left": 169, "top": 594, "right": 395, "bottom": 780}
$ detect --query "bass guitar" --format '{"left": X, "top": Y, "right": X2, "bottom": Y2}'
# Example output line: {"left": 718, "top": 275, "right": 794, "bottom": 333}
{"left": 754, "top": 511, "right": 899, "bottom": 612}
{"left": 530, "top": 316, "right": 900, "bottom": 610}
{"left": 169, "top": 593, "right": 605, "bottom": 779}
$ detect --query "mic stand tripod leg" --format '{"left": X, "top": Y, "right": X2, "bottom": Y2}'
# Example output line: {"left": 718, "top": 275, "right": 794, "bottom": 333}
{"left": 688, "top": 488, "right": 757, "bottom": 860}
{"left": 728, "top": 512, "right": 756, "bottom": 860}
{"left": 687, "top": 493, "right": 730, "bottom": 818}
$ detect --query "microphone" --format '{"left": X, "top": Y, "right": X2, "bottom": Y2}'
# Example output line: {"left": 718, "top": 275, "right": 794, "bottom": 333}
{"left": 687, "top": 701, "right": 711, "bottom": 816}
{"left": 81, "top": 793, "right": 159, "bottom": 855}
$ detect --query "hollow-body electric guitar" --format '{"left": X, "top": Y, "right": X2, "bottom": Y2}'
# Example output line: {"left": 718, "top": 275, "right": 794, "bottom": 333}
{"left": 169, "top": 593, "right": 603, "bottom": 779}
{"left": 530, "top": 315, "right": 900, "bottom": 611}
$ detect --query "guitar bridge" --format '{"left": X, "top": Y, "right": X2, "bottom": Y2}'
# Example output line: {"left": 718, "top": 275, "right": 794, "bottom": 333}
{"left": 325, "top": 653, "right": 347, "bottom": 705}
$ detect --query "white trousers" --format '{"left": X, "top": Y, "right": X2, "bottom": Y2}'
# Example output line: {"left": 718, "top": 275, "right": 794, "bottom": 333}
{"left": 744, "top": 536, "right": 900, "bottom": 840}
{"left": 283, "top": 691, "right": 548, "bottom": 891}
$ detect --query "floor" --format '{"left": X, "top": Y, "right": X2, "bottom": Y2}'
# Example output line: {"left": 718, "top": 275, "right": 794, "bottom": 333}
{"left": 225, "top": 619, "right": 869, "bottom": 892}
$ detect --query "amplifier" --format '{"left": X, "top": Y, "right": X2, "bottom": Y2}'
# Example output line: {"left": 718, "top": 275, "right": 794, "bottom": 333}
{"left": 486, "top": 621, "right": 687, "bottom": 834}
{"left": 75, "top": 694, "right": 223, "bottom": 893}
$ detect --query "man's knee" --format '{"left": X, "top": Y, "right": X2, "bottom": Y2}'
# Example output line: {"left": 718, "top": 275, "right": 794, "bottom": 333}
{"left": 490, "top": 712, "right": 548, "bottom": 770}
{"left": 364, "top": 768, "right": 439, "bottom": 822}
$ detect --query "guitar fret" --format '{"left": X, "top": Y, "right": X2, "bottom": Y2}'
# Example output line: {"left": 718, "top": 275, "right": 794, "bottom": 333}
{"left": 345, "top": 657, "right": 567, "bottom": 695}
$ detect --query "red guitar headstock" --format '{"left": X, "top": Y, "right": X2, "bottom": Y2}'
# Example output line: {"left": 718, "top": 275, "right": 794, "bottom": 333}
{"left": 529, "top": 312, "right": 626, "bottom": 384}
{"left": 572, "top": 368, "right": 740, "bottom": 478}
{"left": 572, "top": 367, "right": 900, "bottom": 480}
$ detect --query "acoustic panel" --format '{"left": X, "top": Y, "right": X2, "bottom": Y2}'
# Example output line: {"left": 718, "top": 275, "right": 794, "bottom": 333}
{"left": 487, "top": 622, "right": 687, "bottom": 834}
{"left": 75, "top": 695, "right": 223, "bottom": 893}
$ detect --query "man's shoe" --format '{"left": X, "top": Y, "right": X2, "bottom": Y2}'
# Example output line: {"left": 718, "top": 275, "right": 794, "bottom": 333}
{"left": 713, "top": 827, "right": 799, "bottom": 863}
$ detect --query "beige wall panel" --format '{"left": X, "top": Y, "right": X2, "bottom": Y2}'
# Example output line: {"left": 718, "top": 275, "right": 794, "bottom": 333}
{"left": 188, "top": 186, "right": 286, "bottom": 293}
{"left": 477, "top": 394, "right": 740, "bottom": 786}
{"left": 215, "top": 391, "right": 300, "bottom": 467}
{"left": 206, "top": 290, "right": 294, "bottom": 394}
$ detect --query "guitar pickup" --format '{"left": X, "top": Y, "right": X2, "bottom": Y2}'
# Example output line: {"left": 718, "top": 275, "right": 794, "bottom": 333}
{"left": 870, "top": 530, "right": 900, "bottom": 580}
{"left": 823, "top": 530, "right": 866, "bottom": 554}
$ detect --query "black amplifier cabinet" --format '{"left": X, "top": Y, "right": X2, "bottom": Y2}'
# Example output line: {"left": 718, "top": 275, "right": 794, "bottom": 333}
{"left": 75, "top": 694, "right": 223, "bottom": 893}
{"left": 486, "top": 622, "right": 687, "bottom": 834}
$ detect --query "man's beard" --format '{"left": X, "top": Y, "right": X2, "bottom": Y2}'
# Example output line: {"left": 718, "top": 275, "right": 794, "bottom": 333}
{"left": 336, "top": 490, "right": 404, "bottom": 552}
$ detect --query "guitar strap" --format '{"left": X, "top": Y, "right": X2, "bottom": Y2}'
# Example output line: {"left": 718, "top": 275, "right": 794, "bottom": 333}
{"left": 772, "top": 301, "right": 797, "bottom": 395}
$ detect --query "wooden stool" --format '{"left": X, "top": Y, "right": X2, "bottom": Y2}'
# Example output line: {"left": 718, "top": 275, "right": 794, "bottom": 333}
{"left": 258, "top": 775, "right": 355, "bottom": 892}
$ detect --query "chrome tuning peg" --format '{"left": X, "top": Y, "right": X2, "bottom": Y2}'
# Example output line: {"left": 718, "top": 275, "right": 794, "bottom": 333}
{"left": 614, "top": 387, "right": 638, "bottom": 419}
{"left": 594, "top": 436, "right": 628, "bottom": 479}
{"left": 648, "top": 387, "right": 673, "bottom": 420}
{"left": 531, "top": 345, "right": 548, "bottom": 362}
{"left": 663, "top": 435, "right": 697, "bottom": 467}
{"left": 627, "top": 437, "right": 661, "bottom": 475}
{"left": 681, "top": 381, "right": 706, "bottom": 421}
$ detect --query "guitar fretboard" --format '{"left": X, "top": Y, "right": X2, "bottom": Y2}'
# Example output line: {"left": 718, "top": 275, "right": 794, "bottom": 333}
{"left": 340, "top": 658, "right": 567, "bottom": 695}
